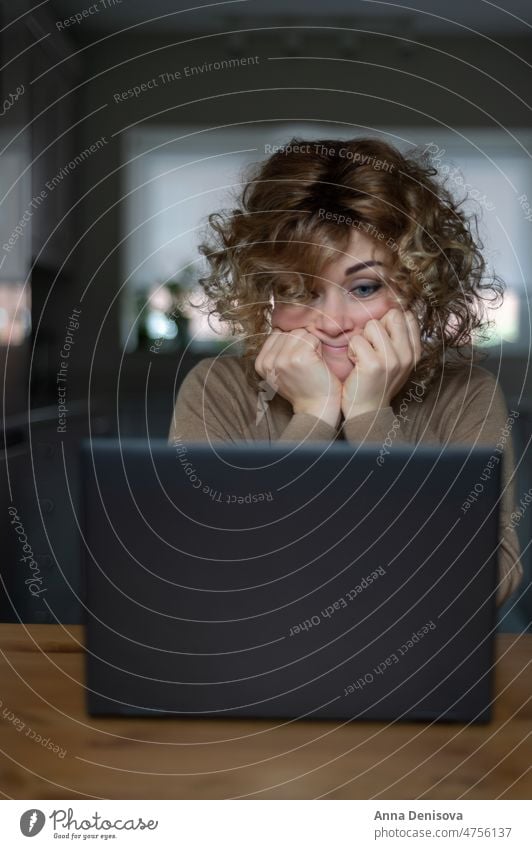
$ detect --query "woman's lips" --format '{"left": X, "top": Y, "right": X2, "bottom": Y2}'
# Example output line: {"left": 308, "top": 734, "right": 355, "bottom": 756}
{"left": 322, "top": 342, "right": 349, "bottom": 354}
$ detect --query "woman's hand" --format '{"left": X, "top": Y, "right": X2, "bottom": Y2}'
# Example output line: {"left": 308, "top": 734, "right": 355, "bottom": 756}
{"left": 341, "top": 309, "right": 422, "bottom": 420}
{"left": 255, "top": 328, "right": 343, "bottom": 428}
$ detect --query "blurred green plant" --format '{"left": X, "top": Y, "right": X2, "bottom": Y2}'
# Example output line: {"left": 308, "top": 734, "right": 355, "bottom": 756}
{"left": 136, "top": 265, "right": 196, "bottom": 351}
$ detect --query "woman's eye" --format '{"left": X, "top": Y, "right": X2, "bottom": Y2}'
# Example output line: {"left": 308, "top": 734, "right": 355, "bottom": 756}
{"left": 349, "top": 282, "right": 382, "bottom": 298}
{"left": 291, "top": 290, "right": 317, "bottom": 302}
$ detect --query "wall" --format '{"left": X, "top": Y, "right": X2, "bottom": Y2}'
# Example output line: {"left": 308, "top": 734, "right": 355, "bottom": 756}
{"left": 58, "top": 29, "right": 532, "bottom": 402}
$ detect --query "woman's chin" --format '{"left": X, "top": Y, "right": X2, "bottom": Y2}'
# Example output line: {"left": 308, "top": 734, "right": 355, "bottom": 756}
{"left": 326, "top": 359, "right": 355, "bottom": 382}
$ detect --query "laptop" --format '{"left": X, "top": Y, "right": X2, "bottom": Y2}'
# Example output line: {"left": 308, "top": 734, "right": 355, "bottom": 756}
{"left": 80, "top": 438, "right": 501, "bottom": 722}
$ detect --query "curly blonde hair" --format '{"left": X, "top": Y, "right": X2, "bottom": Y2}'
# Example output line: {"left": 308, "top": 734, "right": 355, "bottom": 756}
{"left": 189, "top": 136, "right": 503, "bottom": 394}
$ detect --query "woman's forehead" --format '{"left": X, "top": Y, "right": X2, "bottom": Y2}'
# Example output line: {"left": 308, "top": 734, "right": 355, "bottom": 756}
{"left": 320, "top": 229, "right": 390, "bottom": 275}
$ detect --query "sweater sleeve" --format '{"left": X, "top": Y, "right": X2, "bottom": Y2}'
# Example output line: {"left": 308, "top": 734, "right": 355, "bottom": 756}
{"left": 168, "top": 359, "right": 242, "bottom": 443}
{"left": 276, "top": 413, "right": 338, "bottom": 442}
{"left": 342, "top": 369, "right": 523, "bottom": 606}
{"left": 168, "top": 358, "right": 339, "bottom": 444}
{"left": 443, "top": 369, "right": 523, "bottom": 606}
{"left": 342, "top": 384, "right": 442, "bottom": 445}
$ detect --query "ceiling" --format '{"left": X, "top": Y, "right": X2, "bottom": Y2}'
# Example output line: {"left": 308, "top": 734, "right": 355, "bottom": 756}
{"left": 47, "top": 0, "right": 532, "bottom": 36}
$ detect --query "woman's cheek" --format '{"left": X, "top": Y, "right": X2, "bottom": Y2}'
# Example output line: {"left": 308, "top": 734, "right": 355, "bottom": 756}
{"left": 353, "top": 294, "right": 400, "bottom": 325}
{"left": 271, "top": 304, "right": 310, "bottom": 330}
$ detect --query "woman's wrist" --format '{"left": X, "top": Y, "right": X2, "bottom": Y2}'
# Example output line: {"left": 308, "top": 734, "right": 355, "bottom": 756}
{"left": 293, "top": 398, "right": 342, "bottom": 429}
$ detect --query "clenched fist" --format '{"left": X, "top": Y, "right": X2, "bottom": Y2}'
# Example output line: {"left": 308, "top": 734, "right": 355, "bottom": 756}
{"left": 254, "top": 328, "right": 343, "bottom": 428}
{"left": 342, "top": 309, "right": 422, "bottom": 419}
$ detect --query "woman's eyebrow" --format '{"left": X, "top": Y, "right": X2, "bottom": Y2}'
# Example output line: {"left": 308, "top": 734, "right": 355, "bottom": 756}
{"left": 344, "top": 260, "right": 383, "bottom": 276}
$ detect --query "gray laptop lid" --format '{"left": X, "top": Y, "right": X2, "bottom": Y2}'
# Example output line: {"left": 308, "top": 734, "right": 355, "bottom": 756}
{"left": 81, "top": 439, "right": 500, "bottom": 722}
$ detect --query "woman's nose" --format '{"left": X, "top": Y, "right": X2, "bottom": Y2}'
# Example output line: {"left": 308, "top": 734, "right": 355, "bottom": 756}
{"left": 314, "top": 289, "right": 354, "bottom": 335}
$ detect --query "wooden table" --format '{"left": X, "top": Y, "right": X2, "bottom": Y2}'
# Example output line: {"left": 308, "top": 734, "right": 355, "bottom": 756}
{"left": 0, "top": 625, "right": 530, "bottom": 799}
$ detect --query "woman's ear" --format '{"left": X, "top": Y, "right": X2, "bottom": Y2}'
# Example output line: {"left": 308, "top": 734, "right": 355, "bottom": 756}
{"left": 270, "top": 299, "right": 284, "bottom": 330}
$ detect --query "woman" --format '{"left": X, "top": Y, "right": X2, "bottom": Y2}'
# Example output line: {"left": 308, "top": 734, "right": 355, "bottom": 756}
{"left": 169, "top": 136, "right": 523, "bottom": 605}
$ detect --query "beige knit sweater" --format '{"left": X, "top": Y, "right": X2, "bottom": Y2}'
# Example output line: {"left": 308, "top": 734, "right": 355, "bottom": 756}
{"left": 168, "top": 355, "right": 523, "bottom": 605}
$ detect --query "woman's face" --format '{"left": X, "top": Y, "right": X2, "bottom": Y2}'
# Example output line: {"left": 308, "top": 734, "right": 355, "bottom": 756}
{"left": 271, "top": 228, "right": 403, "bottom": 382}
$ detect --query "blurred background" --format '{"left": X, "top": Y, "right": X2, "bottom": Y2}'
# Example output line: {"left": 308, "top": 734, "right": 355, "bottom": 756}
{"left": 1, "top": 0, "right": 531, "bottom": 628}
